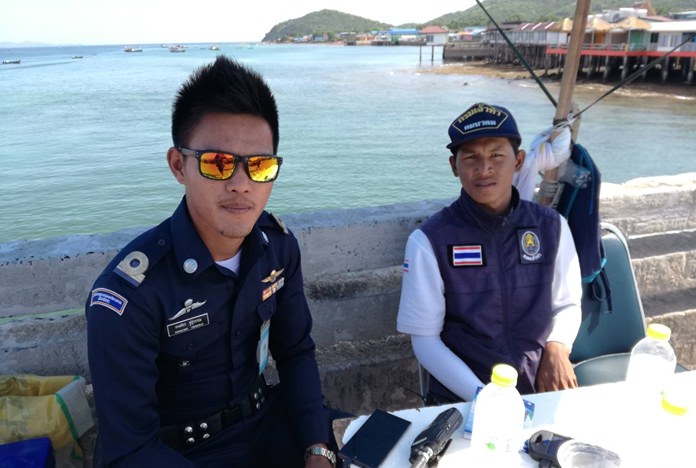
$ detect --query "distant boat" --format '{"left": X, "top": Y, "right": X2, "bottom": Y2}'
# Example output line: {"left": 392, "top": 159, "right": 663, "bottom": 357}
{"left": 72, "top": 56, "right": 83, "bottom": 59}
{"left": 2, "top": 59, "right": 20, "bottom": 65}
{"left": 209, "top": 45, "right": 220, "bottom": 51}
{"left": 124, "top": 47, "right": 143, "bottom": 53}
{"left": 169, "top": 45, "right": 186, "bottom": 53}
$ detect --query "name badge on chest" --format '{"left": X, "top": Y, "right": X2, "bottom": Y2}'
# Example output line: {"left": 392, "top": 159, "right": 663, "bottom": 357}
{"left": 518, "top": 229, "right": 543, "bottom": 264}
{"left": 166, "top": 313, "right": 210, "bottom": 337}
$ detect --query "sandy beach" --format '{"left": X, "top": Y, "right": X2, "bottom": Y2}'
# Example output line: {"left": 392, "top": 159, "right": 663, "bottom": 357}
{"left": 421, "top": 61, "right": 696, "bottom": 100}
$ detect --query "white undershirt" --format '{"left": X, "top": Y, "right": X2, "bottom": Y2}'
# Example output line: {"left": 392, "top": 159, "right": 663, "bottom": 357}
{"left": 216, "top": 249, "right": 242, "bottom": 274}
{"left": 396, "top": 216, "right": 582, "bottom": 401}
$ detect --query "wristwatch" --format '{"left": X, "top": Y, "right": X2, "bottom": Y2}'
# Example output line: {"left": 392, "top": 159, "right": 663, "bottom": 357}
{"left": 304, "top": 446, "right": 336, "bottom": 467}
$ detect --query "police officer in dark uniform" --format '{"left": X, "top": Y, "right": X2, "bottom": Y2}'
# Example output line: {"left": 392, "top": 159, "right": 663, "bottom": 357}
{"left": 86, "top": 56, "right": 338, "bottom": 467}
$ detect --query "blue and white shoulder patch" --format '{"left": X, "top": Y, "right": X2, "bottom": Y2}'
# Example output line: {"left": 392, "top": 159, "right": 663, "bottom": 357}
{"left": 90, "top": 288, "right": 128, "bottom": 316}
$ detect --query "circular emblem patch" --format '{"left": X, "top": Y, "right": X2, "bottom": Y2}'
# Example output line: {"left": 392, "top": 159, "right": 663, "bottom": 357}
{"left": 521, "top": 231, "right": 541, "bottom": 257}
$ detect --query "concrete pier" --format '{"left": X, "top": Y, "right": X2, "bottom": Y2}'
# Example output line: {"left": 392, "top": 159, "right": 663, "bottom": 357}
{"left": 2, "top": 173, "right": 696, "bottom": 419}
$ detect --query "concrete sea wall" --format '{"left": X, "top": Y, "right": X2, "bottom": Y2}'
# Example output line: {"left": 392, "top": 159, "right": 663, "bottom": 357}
{"left": 1, "top": 173, "right": 695, "bottom": 417}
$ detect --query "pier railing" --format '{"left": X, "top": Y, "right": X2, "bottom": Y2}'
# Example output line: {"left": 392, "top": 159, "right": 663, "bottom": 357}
{"left": 1, "top": 175, "right": 696, "bottom": 416}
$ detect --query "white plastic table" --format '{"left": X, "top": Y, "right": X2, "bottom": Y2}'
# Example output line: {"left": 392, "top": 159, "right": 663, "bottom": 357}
{"left": 342, "top": 371, "right": 696, "bottom": 467}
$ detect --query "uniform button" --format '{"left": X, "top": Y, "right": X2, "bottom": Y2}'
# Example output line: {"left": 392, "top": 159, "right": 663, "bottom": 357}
{"left": 253, "top": 392, "right": 259, "bottom": 400}
{"left": 183, "top": 258, "right": 198, "bottom": 274}
{"left": 186, "top": 437, "right": 195, "bottom": 445}
{"left": 184, "top": 426, "right": 193, "bottom": 434}
{"left": 179, "top": 360, "right": 190, "bottom": 367}
{"left": 202, "top": 433, "right": 210, "bottom": 439}
{"left": 199, "top": 422, "right": 208, "bottom": 430}
{"left": 255, "top": 402, "right": 261, "bottom": 410}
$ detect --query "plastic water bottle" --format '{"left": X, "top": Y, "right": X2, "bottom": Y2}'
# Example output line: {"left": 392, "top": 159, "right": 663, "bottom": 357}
{"left": 625, "top": 323, "right": 676, "bottom": 402}
{"left": 470, "top": 364, "right": 525, "bottom": 464}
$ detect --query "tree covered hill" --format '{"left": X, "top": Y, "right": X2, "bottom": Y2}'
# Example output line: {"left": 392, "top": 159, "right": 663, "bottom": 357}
{"left": 430, "top": 0, "right": 695, "bottom": 30}
{"left": 262, "top": 1, "right": 696, "bottom": 42}
{"left": 262, "top": 9, "right": 390, "bottom": 42}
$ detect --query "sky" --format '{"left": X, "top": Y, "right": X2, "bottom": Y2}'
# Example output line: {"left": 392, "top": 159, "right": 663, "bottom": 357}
{"left": 1, "top": 0, "right": 477, "bottom": 46}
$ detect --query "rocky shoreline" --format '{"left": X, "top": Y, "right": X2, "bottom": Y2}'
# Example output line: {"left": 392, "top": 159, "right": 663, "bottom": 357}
{"left": 421, "top": 61, "right": 696, "bottom": 100}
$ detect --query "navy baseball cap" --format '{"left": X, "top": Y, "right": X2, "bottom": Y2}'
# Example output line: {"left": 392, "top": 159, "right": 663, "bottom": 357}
{"left": 447, "top": 103, "right": 521, "bottom": 152}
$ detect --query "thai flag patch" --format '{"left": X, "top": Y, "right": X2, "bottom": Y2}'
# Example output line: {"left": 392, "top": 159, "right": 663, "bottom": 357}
{"left": 450, "top": 245, "right": 484, "bottom": 267}
{"left": 90, "top": 288, "right": 128, "bottom": 316}
{"left": 402, "top": 258, "right": 409, "bottom": 272}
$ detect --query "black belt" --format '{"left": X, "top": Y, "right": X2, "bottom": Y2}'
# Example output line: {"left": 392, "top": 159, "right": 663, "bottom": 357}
{"left": 159, "top": 376, "right": 269, "bottom": 451}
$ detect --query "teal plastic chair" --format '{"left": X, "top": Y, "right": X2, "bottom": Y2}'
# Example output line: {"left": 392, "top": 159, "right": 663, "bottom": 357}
{"left": 570, "top": 223, "right": 646, "bottom": 386}
{"left": 570, "top": 223, "right": 687, "bottom": 386}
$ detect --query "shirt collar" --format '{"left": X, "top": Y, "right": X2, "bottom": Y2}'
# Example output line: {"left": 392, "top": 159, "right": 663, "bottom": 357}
{"left": 456, "top": 186, "right": 520, "bottom": 231}
{"left": 170, "top": 197, "right": 215, "bottom": 278}
{"left": 170, "top": 197, "right": 269, "bottom": 279}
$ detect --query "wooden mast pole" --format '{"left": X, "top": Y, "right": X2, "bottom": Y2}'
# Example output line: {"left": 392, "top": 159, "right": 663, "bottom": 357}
{"left": 539, "top": 0, "right": 591, "bottom": 205}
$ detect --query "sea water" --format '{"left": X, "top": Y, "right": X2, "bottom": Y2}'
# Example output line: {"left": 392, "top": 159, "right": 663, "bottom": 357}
{"left": 1, "top": 43, "right": 695, "bottom": 243}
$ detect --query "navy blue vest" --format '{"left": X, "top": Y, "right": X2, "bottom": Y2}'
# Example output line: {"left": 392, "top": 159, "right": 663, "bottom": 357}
{"left": 421, "top": 188, "right": 561, "bottom": 397}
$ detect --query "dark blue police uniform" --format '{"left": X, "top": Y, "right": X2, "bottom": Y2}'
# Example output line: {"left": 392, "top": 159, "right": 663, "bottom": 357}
{"left": 86, "top": 197, "right": 330, "bottom": 467}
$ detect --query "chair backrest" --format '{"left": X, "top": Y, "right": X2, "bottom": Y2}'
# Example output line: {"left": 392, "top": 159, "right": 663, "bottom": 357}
{"left": 569, "top": 223, "right": 647, "bottom": 363}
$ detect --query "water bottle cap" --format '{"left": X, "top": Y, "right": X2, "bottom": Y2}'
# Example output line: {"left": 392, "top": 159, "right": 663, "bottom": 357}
{"left": 661, "top": 385, "right": 690, "bottom": 416}
{"left": 491, "top": 363, "right": 518, "bottom": 387}
{"left": 662, "top": 393, "right": 689, "bottom": 416}
{"left": 646, "top": 323, "right": 671, "bottom": 341}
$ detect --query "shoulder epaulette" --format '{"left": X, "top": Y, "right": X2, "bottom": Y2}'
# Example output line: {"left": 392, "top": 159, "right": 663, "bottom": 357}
{"left": 112, "top": 224, "right": 171, "bottom": 287}
{"left": 269, "top": 212, "right": 289, "bottom": 235}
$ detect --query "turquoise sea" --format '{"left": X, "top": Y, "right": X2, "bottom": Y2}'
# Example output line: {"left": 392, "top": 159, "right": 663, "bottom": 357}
{"left": 1, "top": 43, "right": 695, "bottom": 243}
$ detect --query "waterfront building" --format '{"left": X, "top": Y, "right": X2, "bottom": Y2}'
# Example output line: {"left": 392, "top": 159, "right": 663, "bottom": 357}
{"left": 419, "top": 25, "right": 448, "bottom": 46}
{"left": 444, "top": 8, "right": 696, "bottom": 84}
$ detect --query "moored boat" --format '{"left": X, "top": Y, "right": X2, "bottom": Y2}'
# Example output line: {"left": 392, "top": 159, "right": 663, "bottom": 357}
{"left": 2, "top": 59, "right": 21, "bottom": 64}
{"left": 124, "top": 47, "right": 143, "bottom": 53}
{"left": 169, "top": 45, "right": 186, "bottom": 53}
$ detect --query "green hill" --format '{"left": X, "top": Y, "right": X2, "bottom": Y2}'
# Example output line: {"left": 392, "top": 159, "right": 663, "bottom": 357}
{"left": 262, "top": 9, "right": 390, "bottom": 42}
{"left": 429, "top": 0, "right": 696, "bottom": 30}
{"left": 263, "top": 1, "right": 696, "bottom": 42}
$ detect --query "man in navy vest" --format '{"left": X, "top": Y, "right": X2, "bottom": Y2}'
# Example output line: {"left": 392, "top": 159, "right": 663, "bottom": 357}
{"left": 397, "top": 103, "right": 582, "bottom": 403}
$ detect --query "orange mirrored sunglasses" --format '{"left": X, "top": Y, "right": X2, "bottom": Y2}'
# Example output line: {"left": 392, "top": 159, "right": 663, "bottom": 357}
{"left": 178, "top": 147, "right": 282, "bottom": 183}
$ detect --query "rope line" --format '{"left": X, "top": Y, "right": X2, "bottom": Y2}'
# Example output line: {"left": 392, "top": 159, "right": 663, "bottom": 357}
{"left": 575, "top": 33, "right": 696, "bottom": 118}
{"left": 475, "top": 0, "right": 558, "bottom": 107}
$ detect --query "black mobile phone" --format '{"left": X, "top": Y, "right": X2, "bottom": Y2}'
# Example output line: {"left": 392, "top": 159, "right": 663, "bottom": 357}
{"left": 338, "top": 409, "right": 412, "bottom": 468}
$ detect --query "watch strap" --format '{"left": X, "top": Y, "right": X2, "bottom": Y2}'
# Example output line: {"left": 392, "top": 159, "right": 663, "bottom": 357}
{"left": 304, "top": 446, "right": 336, "bottom": 467}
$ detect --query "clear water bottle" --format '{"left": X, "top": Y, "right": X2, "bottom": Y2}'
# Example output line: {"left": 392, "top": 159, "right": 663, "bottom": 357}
{"left": 625, "top": 323, "right": 676, "bottom": 401}
{"left": 470, "top": 364, "right": 525, "bottom": 463}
